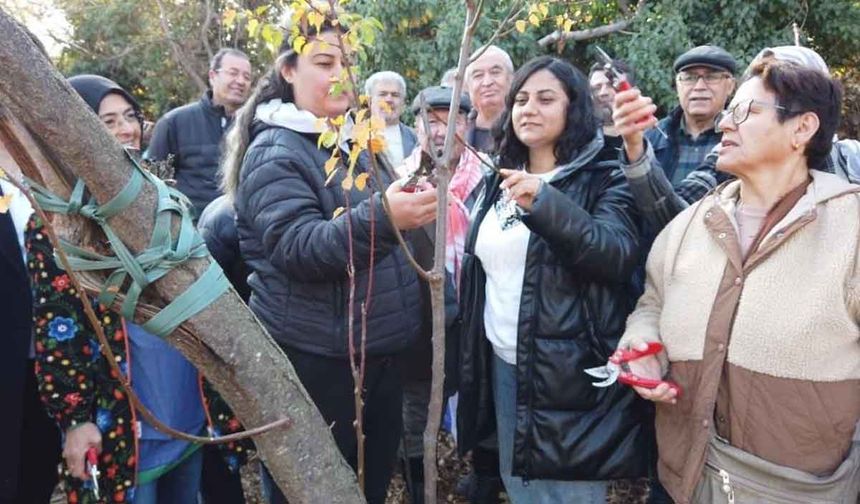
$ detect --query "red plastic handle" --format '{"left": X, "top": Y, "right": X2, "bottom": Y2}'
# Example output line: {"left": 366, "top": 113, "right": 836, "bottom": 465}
{"left": 618, "top": 372, "right": 682, "bottom": 397}
{"left": 610, "top": 341, "right": 664, "bottom": 364}
{"left": 85, "top": 447, "right": 98, "bottom": 466}
{"left": 613, "top": 78, "right": 658, "bottom": 127}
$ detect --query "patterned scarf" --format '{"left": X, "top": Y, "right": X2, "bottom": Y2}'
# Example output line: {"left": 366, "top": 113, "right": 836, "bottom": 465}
{"left": 396, "top": 147, "right": 485, "bottom": 288}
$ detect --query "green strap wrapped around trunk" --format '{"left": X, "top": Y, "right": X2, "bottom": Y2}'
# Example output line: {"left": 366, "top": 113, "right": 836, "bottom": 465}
{"left": 26, "top": 151, "right": 230, "bottom": 338}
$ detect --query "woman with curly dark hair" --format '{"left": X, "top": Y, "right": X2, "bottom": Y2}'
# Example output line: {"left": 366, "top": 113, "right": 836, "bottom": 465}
{"left": 457, "top": 56, "right": 655, "bottom": 502}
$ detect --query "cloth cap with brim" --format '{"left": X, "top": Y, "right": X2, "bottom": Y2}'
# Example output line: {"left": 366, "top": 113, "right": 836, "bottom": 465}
{"left": 754, "top": 46, "right": 829, "bottom": 74}
{"left": 411, "top": 86, "right": 472, "bottom": 116}
{"left": 673, "top": 45, "right": 737, "bottom": 74}
{"left": 67, "top": 74, "right": 141, "bottom": 115}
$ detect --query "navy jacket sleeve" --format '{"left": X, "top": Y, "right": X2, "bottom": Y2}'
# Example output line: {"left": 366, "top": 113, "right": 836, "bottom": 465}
{"left": 146, "top": 115, "right": 174, "bottom": 161}
{"left": 241, "top": 142, "right": 401, "bottom": 283}
{"left": 522, "top": 168, "right": 640, "bottom": 283}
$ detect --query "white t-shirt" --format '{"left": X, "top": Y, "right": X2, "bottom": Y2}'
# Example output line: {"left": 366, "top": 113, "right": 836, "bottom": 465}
{"left": 383, "top": 124, "right": 405, "bottom": 167}
{"left": 475, "top": 167, "right": 561, "bottom": 364}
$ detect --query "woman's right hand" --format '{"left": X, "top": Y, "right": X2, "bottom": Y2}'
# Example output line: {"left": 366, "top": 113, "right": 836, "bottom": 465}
{"left": 63, "top": 422, "right": 102, "bottom": 480}
{"left": 385, "top": 181, "right": 438, "bottom": 230}
{"left": 613, "top": 88, "right": 659, "bottom": 162}
{"left": 624, "top": 338, "right": 678, "bottom": 405}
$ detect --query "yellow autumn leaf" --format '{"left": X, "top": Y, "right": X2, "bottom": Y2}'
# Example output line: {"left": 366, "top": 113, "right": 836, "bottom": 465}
{"left": 330, "top": 115, "right": 345, "bottom": 127}
{"left": 563, "top": 18, "right": 575, "bottom": 32}
{"left": 324, "top": 156, "right": 339, "bottom": 175}
{"left": 0, "top": 193, "right": 12, "bottom": 214}
{"left": 370, "top": 115, "right": 385, "bottom": 132}
{"left": 515, "top": 19, "right": 527, "bottom": 33}
{"left": 354, "top": 173, "right": 369, "bottom": 191}
{"left": 528, "top": 13, "right": 540, "bottom": 27}
{"left": 332, "top": 206, "right": 345, "bottom": 219}
{"left": 307, "top": 10, "right": 325, "bottom": 33}
{"left": 355, "top": 108, "right": 368, "bottom": 125}
{"left": 369, "top": 136, "right": 386, "bottom": 154}
{"left": 538, "top": 3, "right": 549, "bottom": 17}
{"left": 341, "top": 175, "right": 354, "bottom": 191}
{"left": 317, "top": 129, "right": 332, "bottom": 148}
{"left": 0, "top": 167, "right": 6, "bottom": 178}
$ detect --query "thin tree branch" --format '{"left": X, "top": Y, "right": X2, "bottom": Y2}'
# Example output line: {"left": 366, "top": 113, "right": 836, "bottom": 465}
{"left": 538, "top": 0, "right": 646, "bottom": 47}
{"left": 470, "top": 0, "right": 527, "bottom": 64}
{"left": 154, "top": 0, "right": 208, "bottom": 92}
{"left": 422, "top": 0, "right": 481, "bottom": 501}
{"left": 201, "top": 0, "right": 215, "bottom": 60}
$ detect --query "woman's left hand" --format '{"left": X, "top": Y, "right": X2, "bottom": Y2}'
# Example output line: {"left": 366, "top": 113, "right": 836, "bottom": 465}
{"left": 500, "top": 169, "right": 543, "bottom": 211}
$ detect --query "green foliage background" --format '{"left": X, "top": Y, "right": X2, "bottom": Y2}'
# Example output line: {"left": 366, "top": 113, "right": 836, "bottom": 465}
{"left": 46, "top": 0, "right": 860, "bottom": 136}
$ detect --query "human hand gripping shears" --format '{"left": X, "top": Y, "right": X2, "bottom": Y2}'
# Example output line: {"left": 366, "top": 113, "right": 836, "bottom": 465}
{"left": 584, "top": 341, "right": 682, "bottom": 397}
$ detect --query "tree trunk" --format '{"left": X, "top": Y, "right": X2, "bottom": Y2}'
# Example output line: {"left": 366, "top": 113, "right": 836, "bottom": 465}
{"left": 0, "top": 9, "right": 364, "bottom": 503}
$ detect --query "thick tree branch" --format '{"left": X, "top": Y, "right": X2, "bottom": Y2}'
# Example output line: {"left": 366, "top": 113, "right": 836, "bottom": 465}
{"left": 0, "top": 9, "right": 363, "bottom": 502}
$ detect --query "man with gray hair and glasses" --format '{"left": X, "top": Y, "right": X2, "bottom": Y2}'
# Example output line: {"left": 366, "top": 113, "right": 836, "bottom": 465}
{"left": 365, "top": 71, "right": 417, "bottom": 167}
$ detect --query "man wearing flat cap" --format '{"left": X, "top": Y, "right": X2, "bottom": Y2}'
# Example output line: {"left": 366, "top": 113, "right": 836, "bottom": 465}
{"left": 395, "top": 85, "right": 487, "bottom": 504}
{"left": 614, "top": 45, "right": 737, "bottom": 203}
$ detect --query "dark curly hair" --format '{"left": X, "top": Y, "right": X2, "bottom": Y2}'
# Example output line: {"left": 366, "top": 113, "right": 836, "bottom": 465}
{"left": 494, "top": 56, "right": 599, "bottom": 169}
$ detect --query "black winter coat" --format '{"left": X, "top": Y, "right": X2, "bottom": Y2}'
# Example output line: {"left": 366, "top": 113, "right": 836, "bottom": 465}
{"left": 457, "top": 135, "right": 656, "bottom": 481}
{"left": 147, "top": 91, "right": 230, "bottom": 217}
{"left": 198, "top": 195, "right": 251, "bottom": 302}
{"left": 235, "top": 121, "right": 422, "bottom": 358}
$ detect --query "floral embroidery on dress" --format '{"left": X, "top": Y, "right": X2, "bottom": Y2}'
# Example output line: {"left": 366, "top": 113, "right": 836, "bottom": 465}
{"left": 26, "top": 214, "right": 252, "bottom": 504}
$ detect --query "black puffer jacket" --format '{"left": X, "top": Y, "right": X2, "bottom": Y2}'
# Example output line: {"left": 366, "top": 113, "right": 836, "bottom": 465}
{"left": 457, "top": 135, "right": 656, "bottom": 481}
{"left": 147, "top": 91, "right": 229, "bottom": 217}
{"left": 198, "top": 195, "right": 251, "bottom": 302}
{"left": 235, "top": 120, "right": 422, "bottom": 358}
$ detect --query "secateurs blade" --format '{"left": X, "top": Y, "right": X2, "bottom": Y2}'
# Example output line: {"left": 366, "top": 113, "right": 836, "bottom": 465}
{"left": 584, "top": 341, "right": 682, "bottom": 397}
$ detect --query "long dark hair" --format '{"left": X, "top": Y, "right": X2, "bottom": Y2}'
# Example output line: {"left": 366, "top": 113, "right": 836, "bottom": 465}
{"left": 221, "top": 20, "right": 340, "bottom": 199}
{"left": 494, "top": 56, "right": 599, "bottom": 169}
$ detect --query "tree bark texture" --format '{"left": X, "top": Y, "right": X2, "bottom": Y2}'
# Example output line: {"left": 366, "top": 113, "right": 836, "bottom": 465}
{"left": 0, "top": 9, "right": 364, "bottom": 503}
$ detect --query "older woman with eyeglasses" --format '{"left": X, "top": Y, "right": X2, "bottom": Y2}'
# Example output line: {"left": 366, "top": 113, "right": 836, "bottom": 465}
{"left": 617, "top": 60, "right": 860, "bottom": 503}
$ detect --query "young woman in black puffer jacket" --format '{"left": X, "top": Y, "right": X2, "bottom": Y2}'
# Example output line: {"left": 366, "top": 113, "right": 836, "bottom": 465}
{"left": 457, "top": 56, "right": 656, "bottom": 503}
{"left": 220, "top": 18, "right": 437, "bottom": 504}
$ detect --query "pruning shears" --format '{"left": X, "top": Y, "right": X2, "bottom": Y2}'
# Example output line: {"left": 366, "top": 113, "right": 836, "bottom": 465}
{"left": 584, "top": 341, "right": 682, "bottom": 397}
{"left": 593, "top": 45, "right": 667, "bottom": 139}
{"left": 86, "top": 446, "right": 100, "bottom": 500}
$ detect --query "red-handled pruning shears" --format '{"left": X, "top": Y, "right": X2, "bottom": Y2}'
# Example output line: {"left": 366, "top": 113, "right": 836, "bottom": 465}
{"left": 593, "top": 45, "right": 667, "bottom": 139}
{"left": 584, "top": 341, "right": 682, "bottom": 397}
{"left": 86, "top": 446, "right": 100, "bottom": 500}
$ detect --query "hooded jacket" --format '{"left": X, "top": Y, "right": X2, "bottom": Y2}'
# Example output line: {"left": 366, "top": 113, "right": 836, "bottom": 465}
{"left": 234, "top": 100, "right": 422, "bottom": 358}
{"left": 457, "top": 133, "right": 656, "bottom": 481}
{"left": 621, "top": 170, "right": 860, "bottom": 503}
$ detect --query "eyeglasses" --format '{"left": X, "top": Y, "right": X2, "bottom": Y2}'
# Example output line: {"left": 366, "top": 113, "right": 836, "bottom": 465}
{"left": 101, "top": 109, "right": 142, "bottom": 131}
{"left": 714, "top": 99, "right": 787, "bottom": 132}
{"left": 676, "top": 71, "right": 732, "bottom": 86}
{"left": 216, "top": 68, "right": 253, "bottom": 82}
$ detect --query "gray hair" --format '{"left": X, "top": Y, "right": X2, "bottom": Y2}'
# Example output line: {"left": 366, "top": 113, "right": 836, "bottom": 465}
{"left": 364, "top": 71, "right": 407, "bottom": 97}
{"left": 440, "top": 68, "right": 458, "bottom": 87}
{"left": 466, "top": 45, "right": 514, "bottom": 80}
